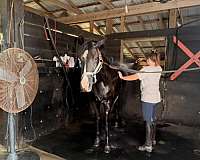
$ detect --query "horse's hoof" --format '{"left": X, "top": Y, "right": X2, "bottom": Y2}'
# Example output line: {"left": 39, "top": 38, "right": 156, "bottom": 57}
{"left": 93, "top": 137, "right": 100, "bottom": 147}
{"left": 114, "top": 122, "right": 119, "bottom": 128}
{"left": 93, "top": 143, "right": 100, "bottom": 147}
{"left": 104, "top": 145, "right": 111, "bottom": 154}
{"left": 111, "top": 143, "right": 120, "bottom": 149}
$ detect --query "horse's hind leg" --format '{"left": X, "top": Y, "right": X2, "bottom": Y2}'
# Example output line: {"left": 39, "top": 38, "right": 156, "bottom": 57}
{"left": 104, "top": 102, "right": 111, "bottom": 153}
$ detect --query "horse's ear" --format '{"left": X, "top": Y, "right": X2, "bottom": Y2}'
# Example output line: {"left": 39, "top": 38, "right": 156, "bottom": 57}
{"left": 95, "top": 39, "right": 105, "bottom": 48}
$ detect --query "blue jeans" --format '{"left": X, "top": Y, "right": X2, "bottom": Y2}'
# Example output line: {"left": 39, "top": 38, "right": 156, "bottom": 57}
{"left": 142, "top": 102, "right": 157, "bottom": 124}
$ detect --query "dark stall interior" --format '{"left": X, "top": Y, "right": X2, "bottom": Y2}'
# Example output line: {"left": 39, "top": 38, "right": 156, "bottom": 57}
{"left": 1, "top": 0, "right": 200, "bottom": 160}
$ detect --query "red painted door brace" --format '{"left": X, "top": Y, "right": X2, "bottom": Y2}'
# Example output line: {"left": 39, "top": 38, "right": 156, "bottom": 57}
{"left": 170, "top": 36, "right": 200, "bottom": 80}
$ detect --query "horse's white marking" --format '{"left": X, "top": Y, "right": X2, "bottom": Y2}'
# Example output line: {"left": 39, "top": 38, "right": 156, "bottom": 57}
{"left": 82, "top": 50, "right": 88, "bottom": 59}
{"left": 80, "top": 75, "right": 90, "bottom": 92}
{"left": 100, "top": 82, "right": 109, "bottom": 95}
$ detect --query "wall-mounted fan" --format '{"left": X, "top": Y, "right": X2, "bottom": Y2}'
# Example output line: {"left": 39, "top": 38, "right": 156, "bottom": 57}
{"left": 0, "top": 48, "right": 39, "bottom": 160}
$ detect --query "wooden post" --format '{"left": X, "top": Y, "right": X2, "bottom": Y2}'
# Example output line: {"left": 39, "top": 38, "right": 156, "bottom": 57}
{"left": 158, "top": 14, "right": 165, "bottom": 29}
{"left": 1, "top": 0, "right": 24, "bottom": 148}
{"left": 106, "top": 18, "right": 113, "bottom": 35}
{"left": 1, "top": 0, "right": 24, "bottom": 48}
{"left": 90, "top": 20, "right": 94, "bottom": 33}
{"left": 169, "top": 9, "right": 177, "bottom": 28}
{"left": 120, "top": 16, "right": 125, "bottom": 63}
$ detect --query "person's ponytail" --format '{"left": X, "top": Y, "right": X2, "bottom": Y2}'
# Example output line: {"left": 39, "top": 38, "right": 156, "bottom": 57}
{"left": 146, "top": 50, "right": 160, "bottom": 66}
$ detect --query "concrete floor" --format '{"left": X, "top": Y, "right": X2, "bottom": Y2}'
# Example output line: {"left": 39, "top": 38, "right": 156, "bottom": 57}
{"left": 32, "top": 121, "right": 200, "bottom": 160}
{"left": 0, "top": 145, "right": 64, "bottom": 160}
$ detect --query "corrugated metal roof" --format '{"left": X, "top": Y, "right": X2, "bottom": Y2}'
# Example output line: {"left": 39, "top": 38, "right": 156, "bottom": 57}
{"left": 71, "top": 0, "right": 97, "bottom": 6}
{"left": 41, "top": 0, "right": 61, "bottom": 11}
{"left": 80, "top": 4, "right": 105, "bottom": 13}
{"left": 25, "top": 2, "right": 43, "bottom": 10}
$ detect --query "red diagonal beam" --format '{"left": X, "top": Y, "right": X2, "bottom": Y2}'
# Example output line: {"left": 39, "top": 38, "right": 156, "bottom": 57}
{"left": 170, "top": 51, "right": 200, "bottom": 80}
{"left": 173, "top": 36, "right": 200, "bottom": 66}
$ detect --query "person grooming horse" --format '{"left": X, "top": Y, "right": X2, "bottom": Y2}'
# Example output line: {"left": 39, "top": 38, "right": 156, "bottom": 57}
{"left": 118, "top": 50, "right": 162, "bottom": 153}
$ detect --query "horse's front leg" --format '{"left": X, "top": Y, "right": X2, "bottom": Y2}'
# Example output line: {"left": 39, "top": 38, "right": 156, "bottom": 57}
{"left": 114, "top": 108, "right": 119, "bottom": 128}
{"left": 104, "top": 101, "right": 111, "bottom": 153}
{"left": 92, "top": 102, "right": 101, "bottom": 147}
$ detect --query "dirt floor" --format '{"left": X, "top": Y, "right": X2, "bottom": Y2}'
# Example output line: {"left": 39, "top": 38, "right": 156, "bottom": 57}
{"left": 31, "top": 121, "right": 200, "bottom": 160}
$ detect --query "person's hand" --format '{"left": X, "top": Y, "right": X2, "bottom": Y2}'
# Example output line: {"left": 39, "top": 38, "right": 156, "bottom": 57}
{"left": 118, "top": 71, "right": 123, "bottom": 79}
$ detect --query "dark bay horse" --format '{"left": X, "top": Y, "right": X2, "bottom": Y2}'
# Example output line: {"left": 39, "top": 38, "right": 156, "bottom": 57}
{"left": 80, "top": 41, "right": 122, "bottom": 153}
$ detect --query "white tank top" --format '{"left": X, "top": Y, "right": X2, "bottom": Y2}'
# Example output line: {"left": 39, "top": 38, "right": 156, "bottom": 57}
{"left": 137, "top": 66, "right": 162, "bottom": 103}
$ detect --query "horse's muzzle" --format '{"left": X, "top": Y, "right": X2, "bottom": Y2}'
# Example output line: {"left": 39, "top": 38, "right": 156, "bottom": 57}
{"left": 80, "top": 75, "right": 92, "bottom": 92}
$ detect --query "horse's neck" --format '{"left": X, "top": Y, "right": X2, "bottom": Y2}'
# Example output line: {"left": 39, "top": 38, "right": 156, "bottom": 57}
{"left": 100, "top": 64, "right": 114, "bottom": 80}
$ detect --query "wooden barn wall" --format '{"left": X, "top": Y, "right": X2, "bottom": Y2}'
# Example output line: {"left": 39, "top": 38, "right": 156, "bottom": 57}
{"left": 20, "top": 11, "right": 83, "bottom": 141}
{"left": 121, "top": 25, "right": 200, "bottom": 126}
{"left": 163, "top": 25, "right": 200, "bottom": 126}
{"left": 24, "top": 11, "right": 77, "bottom": 59}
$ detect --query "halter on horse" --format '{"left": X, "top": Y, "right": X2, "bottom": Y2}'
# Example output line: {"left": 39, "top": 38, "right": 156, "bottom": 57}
{"left": 80, "top": 41, "right": 121, "bottom": 153}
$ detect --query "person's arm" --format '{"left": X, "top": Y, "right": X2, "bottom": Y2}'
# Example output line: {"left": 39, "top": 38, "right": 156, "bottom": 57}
{"left": 118, "top": 71, "right": 139, "bottom": 81}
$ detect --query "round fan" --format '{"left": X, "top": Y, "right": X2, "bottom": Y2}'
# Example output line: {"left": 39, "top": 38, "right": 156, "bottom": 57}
{"left": 0, "top": 48, "right": 39, "bottom": 113}
{"left": 0, "top": 48, "right": 39, "bottom": 160}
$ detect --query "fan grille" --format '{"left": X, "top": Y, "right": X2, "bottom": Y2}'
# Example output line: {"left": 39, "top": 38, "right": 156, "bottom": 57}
{"left": 0, "top": 48, "right": 39, "bottom": 113}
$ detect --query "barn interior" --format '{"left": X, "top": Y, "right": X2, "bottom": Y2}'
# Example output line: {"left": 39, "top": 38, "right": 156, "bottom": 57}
{"left": 0, "top": 0, "right": 200, "bottom": 160}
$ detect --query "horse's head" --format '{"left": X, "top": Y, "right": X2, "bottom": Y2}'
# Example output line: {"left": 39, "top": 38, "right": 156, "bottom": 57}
{"left": 80, "top": 40, "right": 104, "bottom": 92}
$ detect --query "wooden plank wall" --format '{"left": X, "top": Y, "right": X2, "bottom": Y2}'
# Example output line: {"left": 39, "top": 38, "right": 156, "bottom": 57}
{"left": 24, "top": 11, "right": 78, "bottom": 59}
{"left": 21, "top": 11, "right": 83, "bottom": 141}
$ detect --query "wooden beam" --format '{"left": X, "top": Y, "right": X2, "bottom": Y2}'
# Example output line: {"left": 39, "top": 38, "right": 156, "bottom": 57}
{"left": 169, "top": 9, "right": 177, "bottom": 28}
{"left": 120, "top": 16, "right": 125, "bottom": 32}
{"left": 106, "top": 18, "right": 113, "bottom": 34}
{"left": 120, "top": 16, "right": 125, "bottom": 62}
{"left": 51, "top": 8, "right": 65, "bottom": 13}
{"left": 120, "top": 40, "right": 124, "bottom": 63}
{"left": 126, "top": 37, "right": 165, "bottom": 42}
{"left": 77, "top": 1, "right": 101, "bottom": 8}
{"left": 129, "top": 45, "right": 165, "bottom": 49}
{"left": 107, "top": 26, "right": 200, "bottom": 40}
{"left": 57, "top": 0, "right": 200, "bottom": 24}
